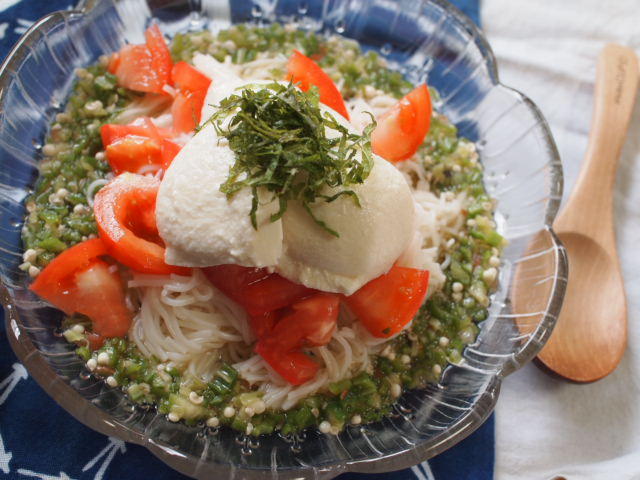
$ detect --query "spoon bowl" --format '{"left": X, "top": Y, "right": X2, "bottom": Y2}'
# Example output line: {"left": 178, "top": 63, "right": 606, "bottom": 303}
{"left": 539, "top": 232, "right": 626, "bottom": 381}
{"left": 515, "top": 44, "right": 638, "bottom": 382}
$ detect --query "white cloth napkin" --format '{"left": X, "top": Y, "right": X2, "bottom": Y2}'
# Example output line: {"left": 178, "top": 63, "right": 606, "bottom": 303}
{"left": 481, "top": 1, "right": 640, "bottom": 478}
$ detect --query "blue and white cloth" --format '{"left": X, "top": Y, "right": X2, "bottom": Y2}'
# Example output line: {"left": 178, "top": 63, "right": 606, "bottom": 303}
{"left": 0, "top": 1, "right": 493, "bottom": 479}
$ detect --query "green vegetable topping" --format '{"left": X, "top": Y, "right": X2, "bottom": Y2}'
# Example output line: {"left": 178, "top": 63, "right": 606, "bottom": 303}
{"left": 206, "top": 82, "right": 375, "bottom": 237}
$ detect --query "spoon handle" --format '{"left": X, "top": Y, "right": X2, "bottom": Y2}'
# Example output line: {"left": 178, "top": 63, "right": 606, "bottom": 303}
{"left": 557, "top": 44, "right": 638, "bottom": 237}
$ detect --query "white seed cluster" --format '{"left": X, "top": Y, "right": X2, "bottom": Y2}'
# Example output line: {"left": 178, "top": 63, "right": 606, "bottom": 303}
{"left": 97, "top": 352, "right": 110, "bottom": 366}
{"left": 48, "top": 188, "right": 69, "bottom": 205}
{"left": 319, "top": 421, "right": 332, "bottom": 434}
{"left": 189, "top": 391, "right": 204, "bottom": 405}
{"left": 482, "top": 267, "right": 498, "bottom": 284}
{"left": 391, "top": 383, "right": 401, "bottom": 398}
{"left": 106, "top": 376, "right": 118, "bottom": 387}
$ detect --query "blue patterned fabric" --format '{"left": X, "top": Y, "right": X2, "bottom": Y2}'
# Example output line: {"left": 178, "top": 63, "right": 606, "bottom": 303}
{"left": 0, "top": 1, "right": 491, "bottom": 479}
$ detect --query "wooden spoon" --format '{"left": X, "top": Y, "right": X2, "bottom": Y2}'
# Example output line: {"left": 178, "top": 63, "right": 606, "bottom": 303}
{"left": 537, "top": 44, "right": 638, "bottom": 382}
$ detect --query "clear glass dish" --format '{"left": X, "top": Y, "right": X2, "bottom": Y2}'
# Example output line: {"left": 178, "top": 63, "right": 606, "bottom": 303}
{"left": 0, "top": 0, "right": 567, "bottom": 478}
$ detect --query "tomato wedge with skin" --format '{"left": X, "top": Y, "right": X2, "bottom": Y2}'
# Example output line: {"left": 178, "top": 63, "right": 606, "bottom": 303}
{"left": 110, "top": 25, "right": 172, "bottom": 94}
{"left": 170, "top": 62, "right": 212, "bottom": 134}
{"left": 102, "top": 117, "right": 177, "bottom": 174}
{"left": 145, "top": 24, "right": 172, "bottom": 89}
{"left": 30, "top": 238, "right": 132, "bottom": 338}
{"left": 286, "top": 50, "right": 350, "bottom": 120}
{"left": 254, "top": 345, "right": 319, "bottom": 385}
{"left": 160, "top": 138, "right": 182, "bottom": 171}
{"left": 371, "top": 84, "right": 432, "bottom": 163}
{"left": 248, "top": 311, "right": 280, "bottom": 340}
{"left": 254, "top": 293, "right": 339, "bottom": 385}
{"left": 105, "top": 136, "right": 162, "bottom": 175}
{"left": 30, "top": 238, "right": 107, "bottom": 307}
{"left": 344, "top": 266, "right": 429, "bottom": 338}
{"left": 73, "top": 260, "right": 133, "bottom": 337}
{"left": 171, "top": 91, "right": 203, "bottom": 134}
{"left": 202, "top": 264, "right": 314, "bottom": 316}
{"left": 262, "top": 293, "right": 340, "bottom": 351}
{"left": 93, "top": 173, "right": 188, "bottom": 275}
{"left": 101, "top": 117, "right": 171, "bottom": 147}
{"left": 172, "top": 61, "right": 211, "bottom": 93}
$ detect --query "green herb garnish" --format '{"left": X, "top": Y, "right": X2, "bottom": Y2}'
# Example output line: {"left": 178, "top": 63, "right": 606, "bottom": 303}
{"left": 207, "top": 82, "right": 375, "bottom": 237}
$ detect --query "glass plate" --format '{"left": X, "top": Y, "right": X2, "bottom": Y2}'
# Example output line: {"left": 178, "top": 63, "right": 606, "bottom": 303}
{"left": 0, "top": 0, "right": 567, "bottom": 478}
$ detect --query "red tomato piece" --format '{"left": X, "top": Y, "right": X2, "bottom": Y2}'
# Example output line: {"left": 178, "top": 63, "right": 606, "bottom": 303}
{"left": 29, "top": 238, "right": 132, "bottom": 338}
{"left": 73, "top": 260, "right": 132, "bottom": 337}
{"left": 344, "top": 266, "right": 429, "bottom": 338}
{"left": 111, "top": 44, "right": 157, "bottom": 93}
{"left": 254, "top": 293, "right": 339, "bottom": 385}
{"left": 101, "top": 117, "right": 164, "bottom": 147}
{"left": 254, "top": 344, "right": 319, "bottom": 385}
{"left": 111, "top": 25, "right": 171, "bottom": 94}
{"left": 262, "top": 293, "right": 340, "bottom": 351}
{"left": 171, "top": 61, "right": 211, "bottom": 93}
{"left": 161, "top": 138, "right": 182, "bottom": 171}
{"left": 93, "top": 173, "right": 189, "bottom": 275}
{"left": 248, "top": 310, "right": 280, "bottom": 340}
{"left": 105, "top": 136, "right": 162, "bottom": 175}
{"left": 286, "top": 50, "right": 350, "bottom": 120}
{"left": 145, "top": 24, "right": 172, "bottom": 89}
{"left": 30, "top": 238, "right": 108, "bottom": 308}
{"left": 203, "top": 264, "right": 314, "bottom": 316}
{"left": 371, "top": 84, "right": 432, "bottom": 163}
{"left": 170, "top": 61, "right": 211, "bottom": 134}
{"left": 171, "top": 91, "right": 202, "bottom": 134}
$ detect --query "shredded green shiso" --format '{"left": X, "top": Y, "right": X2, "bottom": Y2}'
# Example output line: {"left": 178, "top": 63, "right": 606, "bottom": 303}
{"left": 207, "top": 82, "right": 374, "bottom": 237}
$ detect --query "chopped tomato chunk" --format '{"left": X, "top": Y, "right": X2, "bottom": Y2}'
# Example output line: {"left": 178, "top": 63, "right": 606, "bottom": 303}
{"left": 171, "top": 61, "right": 211, "bottom": 93}
{"left": 101, "top": 117, "right": 170, "bottom": 147}
{"left": 30, "top": 238, "right": 107, "bottom": 303}
{"left": 254, "top": 344, "right": 319, "bottom": 385}
{"left": 286, "top": 50, "right": 350, "bottom": 120}
{"left": 248, "top": 311, "right": 280, "bottom": 340}
{"left": 73, "top": 260, "right": 133, "bottom": 337}
{"left": 160, "top": 138, "right": 182, "bottom": 171}
{"left": 202, "top": 264, "right": 314, "bottom": 316}
{"left": 263, "top": 293, "right": 340, "bottom": 350}
{"left": 145, "top": 24, "right": 172, "bottom": 89}
{"left": 93, "top": 173, "right": 188, "bottom": 275}
{"left": 254, "top": 293, "right": 339, "bottom": 385}
{"left": 371, "top": 84, "right": 432, "bottom": 163}
{"left": 110, "top": 25, "right": 172, "bottom": 94}
{"left": 105, "top": 135, "right": 162, "bottom": 175}
{"left": 170, "top": 61, "right": 211, "bottom": 133}
{"left": 30, "top": 238, "right": 132, "bottom": 338}
{"left": 102, "top": 117, "right": 176, "bottom": 174}
{"left": 344, "top": 266, "right": 429, "bottom": 338}
{"left": 171, "top": 91, "right": 202, "bottom": 134}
